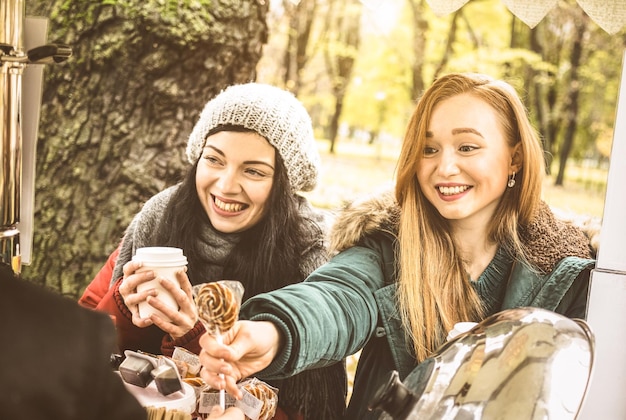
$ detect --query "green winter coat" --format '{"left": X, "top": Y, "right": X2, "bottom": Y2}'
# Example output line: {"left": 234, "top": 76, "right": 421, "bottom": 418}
{"left": 240, "top": 191, "right": 597, "bottom": 420}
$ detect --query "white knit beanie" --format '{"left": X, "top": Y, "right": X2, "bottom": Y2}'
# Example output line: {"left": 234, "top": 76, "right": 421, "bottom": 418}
{"left": 186, "top": 83, "right": 320, "bottom": 192}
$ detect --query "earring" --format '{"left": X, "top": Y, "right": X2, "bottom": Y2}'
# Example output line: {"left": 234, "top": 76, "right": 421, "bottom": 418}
{"left": 507, "top": 172, "right": 516, "bottom": 188}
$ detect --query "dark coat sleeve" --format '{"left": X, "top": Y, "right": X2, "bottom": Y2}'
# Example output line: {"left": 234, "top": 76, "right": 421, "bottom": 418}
{"left": 0, "top": 265, "right": 146, "bottom": 420}
{"left": 555, "top": 267, "right": 592, "bottom": 319}
{"left": 81, "top": 307, "right": 148, "bottom": 420}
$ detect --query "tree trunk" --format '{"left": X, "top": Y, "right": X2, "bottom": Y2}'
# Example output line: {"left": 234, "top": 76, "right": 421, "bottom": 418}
{"left": 325, "top": 0, "right": 361, "bottom": 154}
{"left": 328, "top": 96, "right": 344, "bottom": 154}
{"left": 529, "top": 25, "right": 551, "bottom": 169}
{"left": 408, "top": 0, "right": 428, "bottom": 100}
{"left": 23, "top": 0, "right": 268, "bottom": 298}
{"left": 432, "top": 11, "right": 460, "bottom": 80}
{"left": 555, "top": 14, "right": 588, "bottom": 186}
{"left": 282, "top": 0, "right": 317, "bottom": 95}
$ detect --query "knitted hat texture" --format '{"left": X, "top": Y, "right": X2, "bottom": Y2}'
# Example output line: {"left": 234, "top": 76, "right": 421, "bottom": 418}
{"left": 186, "top": 83, "right": 320, "bottom": 192}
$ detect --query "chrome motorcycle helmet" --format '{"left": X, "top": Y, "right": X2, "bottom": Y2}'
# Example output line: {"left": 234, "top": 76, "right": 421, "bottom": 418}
{"left": 371, "top": 307, "right": 595, "bottom": 419}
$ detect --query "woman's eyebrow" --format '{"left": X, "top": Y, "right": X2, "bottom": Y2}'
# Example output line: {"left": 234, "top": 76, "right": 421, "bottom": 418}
{"left": 425, "top": 128, "right": 483, "bottom": 138}
{"left": 243, "top": 160, "right": 274, "bottom": 170}
{"left": 204, "top": 144, "right": 225, "bottom": 156}
{"left": 451, "top": 127, "right": 484, "bottom": 137}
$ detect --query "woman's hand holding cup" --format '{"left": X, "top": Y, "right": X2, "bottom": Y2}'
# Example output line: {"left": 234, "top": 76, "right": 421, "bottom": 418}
{"left": 119, "top": 247, "right": 197, "bottom": 337}
{"left": 147, "top": 268, "right": 198, "bottom": 338}
{"left": 119, "top": 259, "right": 158, "bottom": 328}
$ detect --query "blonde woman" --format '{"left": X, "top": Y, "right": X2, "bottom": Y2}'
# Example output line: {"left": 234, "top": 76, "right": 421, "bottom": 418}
{"left": 197, "top": 73, "right": 596, "bottom": 419}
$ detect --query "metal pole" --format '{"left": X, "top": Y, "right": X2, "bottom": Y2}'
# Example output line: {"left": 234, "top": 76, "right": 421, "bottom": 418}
{"left": 578, "top": 50, "right": 626, "bottom": 419}
{"left": 0, "top": 0, "right": 25, "bottom": 273}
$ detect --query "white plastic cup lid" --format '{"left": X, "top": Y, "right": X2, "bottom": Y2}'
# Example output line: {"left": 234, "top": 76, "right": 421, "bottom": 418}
{"left": 132, "top": 247, "right": 188, "bottom": 267}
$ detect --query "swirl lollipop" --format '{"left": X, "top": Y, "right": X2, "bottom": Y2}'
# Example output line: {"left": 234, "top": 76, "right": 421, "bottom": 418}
{"left": 193, "top": 280, "right": 244, "bottom": 410}
{"left": 195, "top": 281, "right": 243, "bottom": 334}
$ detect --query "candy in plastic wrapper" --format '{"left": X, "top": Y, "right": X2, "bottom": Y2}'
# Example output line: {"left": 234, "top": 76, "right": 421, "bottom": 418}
{"left": 183, "top": 376, "right": 208, "bottom": 400}
{"left": 151, "top": 364, "right": 182, "bottom": 396}
{"left": 119, "top": 353, "right": 154, "bottom": 388}
{"left": 118, "top": 350, "right": 184, "bottom": 397}
{"left": 197, "top": 378, "right": 278, "bottom": 420}
{"left": 240, "top": 378, "right": 279, "bottom": 420}
{"left": 172, "top": 346, "right": 202, "bottom": 377}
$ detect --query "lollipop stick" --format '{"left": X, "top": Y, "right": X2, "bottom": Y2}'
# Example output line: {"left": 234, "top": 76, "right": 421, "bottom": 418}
{"left": 217, "top": 333, "right": 225, "bottom": 410}
{"left": 193, "top": 281, "right": 245, "bottom": 412}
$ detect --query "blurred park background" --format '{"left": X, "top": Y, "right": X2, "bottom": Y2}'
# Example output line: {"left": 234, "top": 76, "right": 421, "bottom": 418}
{"left": 22, "top": 0, "right": 623, "bottom": 297}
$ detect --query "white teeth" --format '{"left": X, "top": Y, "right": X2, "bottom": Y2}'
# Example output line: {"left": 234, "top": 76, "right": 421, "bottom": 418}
{"left": 214, "top": 197, "right": 244, "bottom": 212}
{"left": 438, "top": 185, "right": 470, "bottom": 196}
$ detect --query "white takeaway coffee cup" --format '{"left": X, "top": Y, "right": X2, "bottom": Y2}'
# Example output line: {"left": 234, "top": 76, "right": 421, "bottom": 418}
{"left": 133, "top": 247, "right": 188, "bottom": 322}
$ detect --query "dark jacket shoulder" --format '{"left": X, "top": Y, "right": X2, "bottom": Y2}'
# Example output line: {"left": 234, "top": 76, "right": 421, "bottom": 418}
{"left": 0, "top": 265, "right": 145, "bottom": 420}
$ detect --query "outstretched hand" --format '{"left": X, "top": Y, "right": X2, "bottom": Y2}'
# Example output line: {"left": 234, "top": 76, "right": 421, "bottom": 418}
{"left": 198, "top": 320, "right": 282, "bottom": 398}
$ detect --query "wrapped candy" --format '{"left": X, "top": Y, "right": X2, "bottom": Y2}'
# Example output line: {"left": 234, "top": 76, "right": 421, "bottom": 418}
{"left": 197, "top": 378, "right": 279, "bottom": 420}
{"left": 118, "top": 350, "right": 184, "bottom": 396}
{"left": 240, "top": 378, "right": 278, "bottom": 420}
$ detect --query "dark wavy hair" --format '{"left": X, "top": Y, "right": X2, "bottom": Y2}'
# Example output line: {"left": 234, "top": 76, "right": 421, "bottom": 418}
{"left": 150, "top": 126, "right": 324, "bottom": 299}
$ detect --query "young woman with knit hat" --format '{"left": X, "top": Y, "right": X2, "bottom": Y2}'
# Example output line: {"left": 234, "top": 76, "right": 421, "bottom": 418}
{"left": 196, "top": 73, "right": 598, "bottom": 419}
{"left": 79, "top": 83, "right": 347, "bottom": 420}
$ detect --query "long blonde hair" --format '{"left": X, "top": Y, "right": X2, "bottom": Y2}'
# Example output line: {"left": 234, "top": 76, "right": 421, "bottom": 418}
{"left": 394, "top": 73, "right": 545, "bottom": 361}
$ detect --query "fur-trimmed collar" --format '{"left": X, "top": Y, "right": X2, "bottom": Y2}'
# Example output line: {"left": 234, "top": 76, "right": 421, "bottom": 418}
{"left": 329, "top": 188, "right": 399, "bottom": 253}
{"left": 328, "top": 188, "right": 599, "bottom": 273}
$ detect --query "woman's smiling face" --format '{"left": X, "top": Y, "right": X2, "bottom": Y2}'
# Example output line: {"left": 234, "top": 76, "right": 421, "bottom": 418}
{"left": 417, "top": 93, "right": 517, "bottom": 229}
{"left": 196, "top": 130, "right": 276, "bottom": 233}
